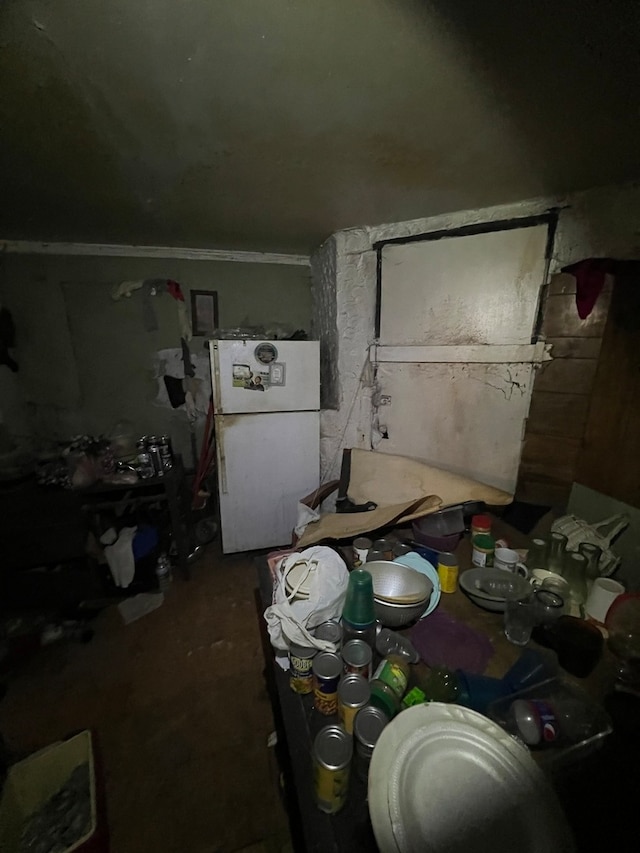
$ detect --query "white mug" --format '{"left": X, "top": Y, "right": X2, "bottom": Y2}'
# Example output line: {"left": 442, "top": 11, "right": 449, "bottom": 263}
{"left": 352, "top": 536, "right": 372, "bottom": 564}
{"left": 494, "top": 547, "right": 529, "bottom": 579}
{"left": 585, "top": 577, "right": 625, "bottom": 625}
{"left": 529, "top": 569, "right": 570, "bottom": 600}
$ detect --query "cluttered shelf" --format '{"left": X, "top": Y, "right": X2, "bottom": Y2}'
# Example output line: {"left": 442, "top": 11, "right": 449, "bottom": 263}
{"left": 256, "top": 515, "right": 638, "bottom": 853}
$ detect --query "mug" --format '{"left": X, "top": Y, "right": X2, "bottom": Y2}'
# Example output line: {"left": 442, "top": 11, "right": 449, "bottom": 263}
{"left": 529, "top": 569, "right": 569, "bottom": 600}
{"left": 494, "top": 547, "right": 529, "bottom": 579}
{"left": 585, "top": 577, "right": 625, "bottom": 625}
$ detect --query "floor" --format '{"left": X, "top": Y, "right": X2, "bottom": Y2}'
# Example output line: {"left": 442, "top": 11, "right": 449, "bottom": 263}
{"left": 0, "top": 545, "right": 292, "bottom": 853}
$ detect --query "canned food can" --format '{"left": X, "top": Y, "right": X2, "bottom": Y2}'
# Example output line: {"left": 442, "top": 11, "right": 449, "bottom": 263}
{"left": 289, "top": 645, "right": 317, "bottom": 694}
{"left": 338, "top": 673, "right": 371, "bottom": 734}
{"left": 313, "top": 620, "right": 343, "bottom": 649}
{"left": 437, "top": 551, "right": 459, "bottom": 594}
{"left": 159, "top": 435, "right": 173, "bottom": 472}
{"left": 146, "top": 436, "right": 164, "bottom": 477}
{"left": 354, "top": 705, "right": 389, "bottom": 780}
{"left": 313, "top": 725, "right": 352, "bottom": 814}
{"left": 342, "top": 639, "right": 372, "bottom": 680}
{"left": 312, "top": 651, "right": 343, "bottom": 715}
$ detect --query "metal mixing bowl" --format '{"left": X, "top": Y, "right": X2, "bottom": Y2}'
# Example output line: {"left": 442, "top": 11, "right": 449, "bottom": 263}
{"left": 373, "top": 595, "right": 430, "bottom": 628}
{"left": 364, "top": 561, "right": 433, "bottom": 602}
{"left": 364, "top": 561, "right": 432, "bottom": 628}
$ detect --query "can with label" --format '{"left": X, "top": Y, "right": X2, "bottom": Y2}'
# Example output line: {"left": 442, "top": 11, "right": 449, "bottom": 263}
{"left": 313, "top": 725, "right": 352, "bottom": 814}
{"left": 437, "top": 551, "right": 459, "bottom": 594}
{"left": 289, "top": 645, "right": 317, "bottom": 694}
{"left": 338, "top": 673, "right": 371, "bottom": 734}
{"left": 159, "top": 435, "right": 173, "bottom": 472}
{"left": 146, "top": 435, "right": 164, "bottom": 477}
{"left": 354, "top": 705, "right": 389, "bottom": 780}
{"left": 313, "top": 620, "right": 342, "bottom": 650}
{"left": 342, "top": 639, "right": 372, "bottom": 680}
{"left": 313, "top": 651, "right": 343, "bottom": 715}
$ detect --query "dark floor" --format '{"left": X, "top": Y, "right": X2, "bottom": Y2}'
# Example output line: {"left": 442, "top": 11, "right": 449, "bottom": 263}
{"left": 0, "top": 545, "right": 291, "bottom": 853}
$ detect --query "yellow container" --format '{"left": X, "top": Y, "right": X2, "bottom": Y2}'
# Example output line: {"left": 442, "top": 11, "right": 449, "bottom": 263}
{"left": 437, "top": 552, "right": 459, "bottom": 593}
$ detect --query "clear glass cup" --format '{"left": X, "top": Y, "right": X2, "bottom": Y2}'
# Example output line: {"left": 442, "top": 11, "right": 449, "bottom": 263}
{"left": 532, "top": 588, "right": 564, "bottom": 624}
{"left": 504, "top": 594, "right": 536, "bottom": 646}
{"left": 527, "top": 537, "right": 548, "bottom": 570}
{"left": 548, "top": 532, "right": 568, "bottom": 575}
{"left": 579, "top": 542, "right": 602, "bottom": 591}
{"left": 564, "top": 552, "right": 589, "bottom": 610}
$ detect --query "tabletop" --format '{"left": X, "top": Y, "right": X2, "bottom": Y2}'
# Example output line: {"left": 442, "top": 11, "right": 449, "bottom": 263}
{"left": 256, "top": 517, "right": 628, "bottom": 853}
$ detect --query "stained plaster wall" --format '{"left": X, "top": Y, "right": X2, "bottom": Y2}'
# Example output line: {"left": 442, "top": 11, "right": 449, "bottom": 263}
{"left": 1, "top": 254, "right": 311, "bottom": 462}
{"left": 312, "top": 181, "right": 640, "bottom": 487}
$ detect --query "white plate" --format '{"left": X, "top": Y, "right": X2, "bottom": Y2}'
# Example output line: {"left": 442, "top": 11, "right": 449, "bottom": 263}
{"left": 393, "top": 553, "right": 440, "bottom": 618}
{"left": 369, "top": 703, "right": 573, "bottom": 853}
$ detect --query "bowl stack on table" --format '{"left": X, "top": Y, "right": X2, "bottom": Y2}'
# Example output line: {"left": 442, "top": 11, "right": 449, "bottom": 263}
{"left": 364, "top": 561, "right": 434, "bottom": 628}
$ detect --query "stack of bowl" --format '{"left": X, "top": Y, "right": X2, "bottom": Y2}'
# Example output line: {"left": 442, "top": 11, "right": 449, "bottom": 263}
{"left": 364, "top": 561, "right": 433, "bottom": 628}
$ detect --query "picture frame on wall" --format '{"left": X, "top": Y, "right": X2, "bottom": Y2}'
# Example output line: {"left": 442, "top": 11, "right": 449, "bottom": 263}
{"left": 190, "top": 290, "right": 219, "bottom": 336}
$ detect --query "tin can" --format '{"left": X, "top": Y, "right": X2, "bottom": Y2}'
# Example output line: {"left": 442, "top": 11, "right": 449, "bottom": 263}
{"left": 373, "top": 538, "right": 394, "bottom": 560}
{"left": 313, "top": 725, "right": 352, "bottom": 814}
{"left": 342, "top": 639, "right": 372, "bottom": 680}
{"left": 136, "top": 439, "right": 155, "bottom": 479}
{"left": 354, "top": 705, "right": 389, "bottom": 780}
{"left": 437, "top": 551, "right": 459, "bottom": 594}
{"left": 159, "top": 435, "right": 173, "bottom": 472}
{"left": 313, "top": 651, "right": 342, "bottom": 715}
{"left": 146, "top": 435, "right": 164, "bottom": 477}
{"left": 338, "top": 673, "right": 371, "bottom": 734}
{"left": 289, "top": 645, "right": 317, "bottom": 694}
{"left": 313, "top": 620, "right": 342, "bottom": 649}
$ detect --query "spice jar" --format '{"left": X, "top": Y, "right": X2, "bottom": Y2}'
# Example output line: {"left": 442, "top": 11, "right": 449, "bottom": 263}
{"left": 472, "top": 533, "right": 495, "bottom": 567}
{"left": 471, "top": 514, "right": 492, "bottom": 539}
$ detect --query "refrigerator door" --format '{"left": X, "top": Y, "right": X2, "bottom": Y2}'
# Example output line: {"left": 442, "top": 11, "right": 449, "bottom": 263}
{"left": 215, "top": 410, "right": 320, "bottom": 553}
{"left": 210, "top": 340, "right": 320, "bottom": 414}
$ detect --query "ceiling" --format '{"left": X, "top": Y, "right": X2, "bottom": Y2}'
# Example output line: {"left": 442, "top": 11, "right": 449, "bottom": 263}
{"left": 1, "top": 1, "right": 639, "bottom": 253}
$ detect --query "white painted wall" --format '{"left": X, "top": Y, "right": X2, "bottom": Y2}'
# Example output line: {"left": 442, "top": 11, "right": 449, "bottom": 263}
{"left": 312, "top": 181, "right": 640, "bottom": 487}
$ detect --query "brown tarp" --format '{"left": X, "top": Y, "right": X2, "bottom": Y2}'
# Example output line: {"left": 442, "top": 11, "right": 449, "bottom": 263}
{"left": 297, "top": 449, "right": 513, "bottom": 546}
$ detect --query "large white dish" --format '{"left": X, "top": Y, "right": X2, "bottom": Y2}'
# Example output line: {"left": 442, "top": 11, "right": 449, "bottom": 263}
{"left": 393, "top": 553, "right": 440, "bottom": 618}
{"left": 368, "top": 703, "right": 573, "bottom": 853}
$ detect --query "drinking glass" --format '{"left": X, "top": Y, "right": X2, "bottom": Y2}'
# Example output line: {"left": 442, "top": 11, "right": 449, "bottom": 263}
{"left": 504, "top": 594, "right": 536, "bottom": 646}
{"left": 548, "top": 532, "right": 568, "bottom": 575}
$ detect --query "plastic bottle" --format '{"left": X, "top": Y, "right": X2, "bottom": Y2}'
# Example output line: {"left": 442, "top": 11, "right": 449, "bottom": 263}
{"left": 155, "top": 553, "right": 172, "bottom": 593}
{"left": 341, "top": 569, "right": 377, "bottom": 650}
{"left": 476, "top": 574, "right": 523, "bottom": 597}
{"left": 369, "top": 655, "right": 410, "bottom": 718}
{"left": 510, "top": 696, "right": 599, "bottom": 746}
{"left": 376, "top": 627, "right": 420, "bottom": 663}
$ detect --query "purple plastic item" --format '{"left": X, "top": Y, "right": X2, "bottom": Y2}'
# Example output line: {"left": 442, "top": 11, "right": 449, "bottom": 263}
{"left": 409, "top": 609, "right": 494, "bottom": 674}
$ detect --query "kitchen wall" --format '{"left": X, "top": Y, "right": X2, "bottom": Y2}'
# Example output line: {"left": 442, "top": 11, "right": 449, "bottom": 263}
{"left": 312, "top": 181, "right": 640, "bottom": 488}
{"left": 1, "top": 253, "right": 311, "bottom": 462}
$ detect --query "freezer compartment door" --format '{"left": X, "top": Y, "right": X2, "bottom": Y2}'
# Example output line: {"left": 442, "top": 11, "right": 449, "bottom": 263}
{"left": 210, "top": 339, "right": 319, "bottom": 414}
{"left": 215, "top": 411, "right": 320, "bottom": 553}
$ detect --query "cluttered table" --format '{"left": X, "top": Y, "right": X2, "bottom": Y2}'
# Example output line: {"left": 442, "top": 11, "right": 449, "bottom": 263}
{"left": 256, "top": 515, "right": 640, "bottom": 853}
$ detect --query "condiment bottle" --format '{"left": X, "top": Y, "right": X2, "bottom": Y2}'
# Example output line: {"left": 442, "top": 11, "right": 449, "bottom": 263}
{"left": 471, "top": 514, "right": 492, "bottom": 539}
{"left": 369, "top": 654, "right": 410, "bottom": 718}
{"left": 471, "top": 533, "right": 495, "bottom": 567}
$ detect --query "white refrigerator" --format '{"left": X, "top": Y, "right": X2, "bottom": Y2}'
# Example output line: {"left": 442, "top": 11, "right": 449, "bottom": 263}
{"left": 209, "top": 339, "right": 320, "bottom": 553}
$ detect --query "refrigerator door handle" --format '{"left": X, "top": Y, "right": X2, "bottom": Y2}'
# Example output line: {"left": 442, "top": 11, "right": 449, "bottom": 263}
{"left": 210, "top": 341, "right": 223, "bottom": 413}
{"left": 217, "top": 423, "right": 228, "bottom": 494}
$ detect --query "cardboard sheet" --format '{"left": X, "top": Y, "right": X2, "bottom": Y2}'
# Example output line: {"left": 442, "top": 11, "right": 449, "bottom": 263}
{"left": 297, "top": 449, "right": 513, "bottom": 546}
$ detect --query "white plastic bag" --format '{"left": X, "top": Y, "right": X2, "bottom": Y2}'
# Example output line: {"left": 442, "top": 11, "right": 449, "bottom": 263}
{"left": 551, "top": 514, "right": 629, "bottom": 576}
{"left": 264, "top": 546, "right": 349, "bottom": 656}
